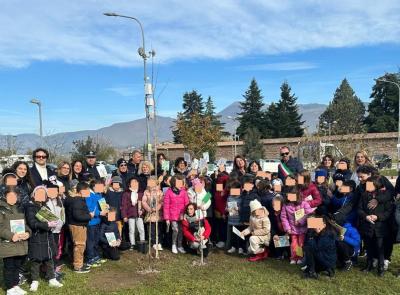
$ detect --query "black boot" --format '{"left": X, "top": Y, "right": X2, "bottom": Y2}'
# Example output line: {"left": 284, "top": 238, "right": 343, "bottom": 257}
{"left": 326, "top": 268, "right": 335, "bottom": 278}
{"left": 377, "top": 266, "right": 385, "bottom": 277}
{"left": 362, "top": 260, "right": 373, "bottom": 272}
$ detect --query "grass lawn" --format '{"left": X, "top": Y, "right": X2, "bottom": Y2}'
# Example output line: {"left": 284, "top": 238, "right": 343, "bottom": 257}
{"left": 1, "top": 246, "right": 400, "bottom": 295}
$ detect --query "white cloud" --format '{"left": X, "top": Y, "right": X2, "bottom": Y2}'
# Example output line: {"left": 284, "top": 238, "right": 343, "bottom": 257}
{"left": 0, "top": 0, "right": 399, "bottom": 68}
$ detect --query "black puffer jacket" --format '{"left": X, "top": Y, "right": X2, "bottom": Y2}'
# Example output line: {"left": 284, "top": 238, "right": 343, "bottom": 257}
{"left": 239, "top": 189, "right": 260, "bottom": 224}
{"left": 64, "top": 196, "right": 91, "bottom": 226}
{"left": 25, "top": 202, "right": 56, "bottom": 261}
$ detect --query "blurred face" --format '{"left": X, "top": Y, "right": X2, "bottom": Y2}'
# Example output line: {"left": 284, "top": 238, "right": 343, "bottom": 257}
{"left": 142, "top": 164, "right": 150, "bottom": 174}
{"left": 158, "top": 155, "right": 165, "bottom": 164}
{"left": 280, "top": 147, "right": 290, "bottom": 162}
{"left": 129, "top": 179, "right": 139, "bottom": 190}
{"left": 34, "top": 150, "right": 47, "bottom": 166}
{"left": 187, "top": 205, "right": 195, "bottom": 216}
{"left": 112, "top": 182, "right": 120, "bottom": 190}
{"left": 315, "top": 222, "right": 326, "bottom": 234}
{"left": 60, "top": 164, "right": 71, "bottom": 176}
{"left": 323, "top": 157, "right": 332, "bottom": 168}
{"left": 15, "top": 164, "right": 27, "bottom": 178}
{"left": 73, "top": 161, "right": 83, "bottom": 174}
{"left": 119, "top": 163, "right": 128, "bottom": 173}
{"left": 6, "top": 192, "right": 17, "bottom": 206}
{"left": 250, "top": 162, "right": 259, "bottom": 173}
{"left": 358, "top": 172, "right": 371, "bottom": 184}
{"left": 133, "top": 152, "right": 142, "bottom": 164}
{"left": 178, "top": 161, "right": 186, "bottom": 170}
{"left": 86, "top": 157, "right": 96, "bottom": 166}
{"left": 356, "top": 153, "right": 366, "bottom": 166}
{"left": 236, "top": 158, "right": 245, "bottom": 169}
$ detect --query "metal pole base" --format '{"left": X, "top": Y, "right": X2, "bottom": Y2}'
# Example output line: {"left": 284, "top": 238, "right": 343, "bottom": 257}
{"left": 192, "top": 259, "right": 207, "bottom": 267}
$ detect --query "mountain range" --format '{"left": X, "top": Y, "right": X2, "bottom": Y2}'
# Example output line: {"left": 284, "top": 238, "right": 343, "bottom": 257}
{"left": 0, "top": 102, "right": 327, "bottom": 154}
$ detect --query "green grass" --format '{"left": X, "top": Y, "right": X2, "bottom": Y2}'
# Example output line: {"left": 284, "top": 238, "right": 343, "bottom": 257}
{"left": 2, "top": 247, "right": 400, "bottom": 295}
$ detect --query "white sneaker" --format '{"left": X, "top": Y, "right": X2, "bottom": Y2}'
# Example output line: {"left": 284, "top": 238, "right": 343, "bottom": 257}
{"left": 216, "top": 241, "right": 225, "bottom": 249}
{"left": 14, "top": 286, "right": 27, "bottom": 295}
{"left": 6, "top": 287, "right": 21, "bottom": 295}
{"left": 157, "top": 244, "right": 163, "bottom": 251}
{"left": 177, "top": 247, "right": 186, "bottom": 254}
{"left": 238, "top": 248, "right": 245, "bottom": 255}
{"left": 227, "top": 247, "right": 236, "bottom": 254}
{"left": 153, "top": 244, "right": 158, "bottom": 251}
{"left": 49, "top": 278, "right": 63, "bottom": 288}
{"left": 30, "top": 281, "right": 39, "bottom": 292}
{"left": 384, "top": 259, "right": 390, "bottom": 270}
{"left": 172, "top": 244, "right": 178, "bottom": 254}
{"left": 290, "top": 260, "right": 296, "bottom": 265}
{"left": 372, "top": 258, "right": 378, "bottom": 268}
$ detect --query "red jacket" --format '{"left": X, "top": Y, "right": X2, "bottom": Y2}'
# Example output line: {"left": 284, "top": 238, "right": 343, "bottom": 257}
{"left": 214, "top": 172, "right": 229, "bottom": 216}
{"left": 182, "top": 218, "right": 211, "bottom": 242}
{"left": 300, "top": 183, "right": 322, "bottom": 208}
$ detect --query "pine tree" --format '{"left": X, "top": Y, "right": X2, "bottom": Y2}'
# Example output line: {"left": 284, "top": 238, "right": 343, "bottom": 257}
{"left": 319, "top": 78, "right": 365, "bottom": 135}
{"left": 263, "top": 102, "right": 281, "bottom": 138}
{"left": 204, "top": 96, "right": 229, "bottom": 137}
{"left": 242, "top": 127, "right": 264, "bottom": 160}
{"left": 237, "top": 79, "right": 265, "bottom": 138}
{"left": 271, "top": 81, "right": 304, "bottom": 138}
{"left": 365, "top": 73, "right": 400, "bottom": 133}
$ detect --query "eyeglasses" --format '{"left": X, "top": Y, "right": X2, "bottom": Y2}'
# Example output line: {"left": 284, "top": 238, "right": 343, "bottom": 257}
{"left": 35, "top": 155, "right": 47, "bottom": 159}
{"left": 280, "top": 152, "right": 289, "bottom": 157}
{"left": 61, "top": 166, "right": 70, "bottom": 170}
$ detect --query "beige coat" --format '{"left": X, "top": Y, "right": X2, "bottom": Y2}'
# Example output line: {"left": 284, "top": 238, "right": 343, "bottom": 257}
{"left": 243, "top": 207, "right": 271, "bottom": 245}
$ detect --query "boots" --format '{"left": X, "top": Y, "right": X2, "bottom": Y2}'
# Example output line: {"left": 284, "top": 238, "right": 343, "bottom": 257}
{"left": 248, "top": 248, "right": 268, "bottom": 262}
{"left": 362, "top": 260, "right": 373, "bottom": 272}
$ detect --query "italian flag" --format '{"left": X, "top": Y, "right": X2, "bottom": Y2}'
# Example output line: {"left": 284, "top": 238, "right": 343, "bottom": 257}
{"left": 279, "top": 162, "right": 293, "bottom": 178}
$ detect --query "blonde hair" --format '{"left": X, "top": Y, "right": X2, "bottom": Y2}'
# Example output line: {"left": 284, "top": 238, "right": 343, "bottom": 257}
{"left": 353, "top": 150, "right": 371, "bottom": 169}
{"left": 139, "top": 161, "right": 154, "bottom": 174}
{"left": 57, "top": 161, "right": 71, "bottom": 179}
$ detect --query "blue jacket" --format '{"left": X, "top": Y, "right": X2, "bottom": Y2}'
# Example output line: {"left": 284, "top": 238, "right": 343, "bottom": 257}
{"left": 86, "top": 191, "right": 101, "bottom": 226}
{"left": 342, "top": 223, "right": 361, "bottom": 256}
{"left": 330, "top": 192, "right": 357, "bottom": 226}
{"left": 278, "top": 157, "right": 304, "bottom": 180}
{"left": 227, "top": 196, "right": 242, "bottom": 226}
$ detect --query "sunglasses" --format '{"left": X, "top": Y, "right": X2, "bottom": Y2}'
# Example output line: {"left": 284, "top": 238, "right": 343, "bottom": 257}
{"left": 120, "top": 164, "right": 127, "bottom": 167}
{"left": 280, "top": 152, "right": 289, "bottom": 157}
{"left": 35, "top": 155, "right": 47, "bottom": 159}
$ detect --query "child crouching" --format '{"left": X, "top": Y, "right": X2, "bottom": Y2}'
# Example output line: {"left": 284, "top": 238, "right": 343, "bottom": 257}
{"left": 241, "top": 200, "right": 271, "bottom": 262}
{"left": 182, "top": 203, "right": 211, "bottom": 257}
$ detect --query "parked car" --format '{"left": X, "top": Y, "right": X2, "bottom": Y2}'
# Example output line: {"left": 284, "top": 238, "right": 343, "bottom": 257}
{"left": 372, "top": 154, "right": 392, "bottom": 169}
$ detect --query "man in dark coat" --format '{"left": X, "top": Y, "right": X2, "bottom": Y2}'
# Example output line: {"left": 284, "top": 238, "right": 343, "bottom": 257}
{"left": 277, "top": 146, "right": 304, "bottom": 181}
{"left": 127, "top": 150, "right": 142, "bottom": 176}
{"left": 84, "top": 151, "right": 101, "bottom": 180}
{"left": 29, "top": 148, "right": 56, "bottom": 188}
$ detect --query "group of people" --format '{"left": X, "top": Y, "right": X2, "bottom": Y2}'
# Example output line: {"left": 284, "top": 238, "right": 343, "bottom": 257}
{"left": 0, "top": 146, "right": 400, "bottom": 294}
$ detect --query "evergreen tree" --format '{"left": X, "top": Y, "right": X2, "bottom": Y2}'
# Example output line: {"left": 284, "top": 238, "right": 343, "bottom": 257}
{"left": 237, "top": 79, "right": 265, "bottom": 138}
{"left": 365, "top": 73, "right": 400, "bottom": 133}
{"left": 269, "top": 81, "right": 304, "bottom": 138}
{"left": 204, "top": 96, "right": 229, "bottom": 137}
{"left": 263, "top": 102, "right": 281, "bottom": 138}
{"left": 319, "top": 78, "right": 365, "bottom": 135}
{"left": 242, "top": 127, "right": 264, "bottom": 160}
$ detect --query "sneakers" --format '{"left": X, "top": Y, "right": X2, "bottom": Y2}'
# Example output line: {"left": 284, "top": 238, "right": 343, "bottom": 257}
{"left": 74, "top": 265, "right": 91, "bottom": 274}
{"left": 18, "top": 274, "right": 27, "bottom": 286}
{"left": 14, "top": 286, "right": 27, "bottom": 295}
{"left": 344, "top": 260, "right": 353, "bottom": 271}
{"left": 290, "top": 260, "right": 296, "bottom": 265}
{"left": 6, "top": 287, "right": 23, "bottom": 295}
{"left": 172, "top": 244, "right": 178, "bottom": 254}
{"left": 153, "top": 244, "right": 158, "bottom": 251}
{"left": 158, "top": 244, "right": 163, "bottom": 251}
{"left": 227, "top": 247, "right": 236, "bottom": 254}
{"left": 384, "top": 259, "right": 390, "bottom": 271}
{"left": 49, "top": 278, "right": 63, "bottom": 288}
{"left": 297, "top": 259, "right": 303, "bottom": 265}
{"left": 129, "top": 245, "right": 135, "bottom": 251}
{"left": 30, "top": 281, "right": 39, "bottom": 292}
{"left": 238, "top": 248, "right": 245, "bottom": 255}
{"left": 177, "top": 247, "right": 186, "bottom": 254}
{"left": 216, "top": 241, "right": 225, "bottom": 249}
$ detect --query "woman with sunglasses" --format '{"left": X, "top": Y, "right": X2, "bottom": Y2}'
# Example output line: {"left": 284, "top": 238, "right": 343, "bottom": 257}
{"left": 29, "top": 148, "right": 56, "bottom": 187}
{"left": 112, "top": 158, "right": 132, "bottom": 191}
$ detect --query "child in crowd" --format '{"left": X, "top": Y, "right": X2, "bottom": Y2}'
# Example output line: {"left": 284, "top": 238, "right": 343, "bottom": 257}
{"left": 239, "top": 174, "right": 259, "bottom": 227}
{"left": 241, "top": 199, "right": 271, "bottom": 262}
{"left": 163, "top": 174, "right": 189, "bottom": 254}
{"left": 330, "top": 180, "right": 358, "bottom": 226}
{"left": 122, "top": 176, "right": 145, "bottom": 250}
{"left": 187, "top": 177, "right": 212, "bottom": 218}
{"left": 270, "top": 195, "right": 290, "bottom": 260}
{"left": 226, "top": 179, "right": 246, "bottom": 255}
{"left": 0, "top": 187, "right": 31, "bottom": 295}
{"left": 64, "top": 182, "right": 91, "bottom": 274}
{"left": 142, "top": 177, "right": 164, "bottom": 251}
{"left": 313, "top": 169, "right": 331, "bottom": 216}
{"left": 298, "top": 170, "right": 322, "bottom": 209}
{"left": 213, "top": 165, "right": 230, "bottom": 248}
{"left": 336, "top": 222, "right": 361, "bottom": 271}
{"left": 25, "top": 186, "right": 63, "bottom": 291}
{"left": 281, "top": 188, "right": 314, "bottom": 264}
{"left": 182, "top": 203, "right": 211, "bottom": 257}
{"left": 99, "top": 208, "right": 121, "bottom": 261}
{"left": 105, "top": 176, "right": 124, "bottom": 236}
{"left": 303, "top": 216, "right": 337, "bottom": 279}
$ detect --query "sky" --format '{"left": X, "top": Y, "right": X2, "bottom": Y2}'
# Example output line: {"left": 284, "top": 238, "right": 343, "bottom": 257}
{"left": 0, "top": 0, "right": 399, "bottom": 135}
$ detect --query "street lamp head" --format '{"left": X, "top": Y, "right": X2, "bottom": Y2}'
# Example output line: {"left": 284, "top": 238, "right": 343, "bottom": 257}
{"left": 30, "top": 99, "right": 41, "bottom": 105}
{"left": 103, "top": 12, "right": 118, "bottom": 17}
{"left": 138, "top": 47, "right": 146, "bottom": 58}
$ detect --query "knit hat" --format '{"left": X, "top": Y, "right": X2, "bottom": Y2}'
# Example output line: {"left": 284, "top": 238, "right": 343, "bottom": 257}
{"left": 315, "top": 169, "right": 328, "bottom": 178}
{"left": 250, "top": 199, "right": 262, "bottom": 213}
{"left": 332, "top": 172, "right": 345, "bottom": 182}
{"left": 117, "top": 158, "right": 128, "bottom": 167}
{"left": 271, "top": 178, "right": 283, "bottom": 187}
{"left": 111, "top": 176, "right": 123, "bottom": 184}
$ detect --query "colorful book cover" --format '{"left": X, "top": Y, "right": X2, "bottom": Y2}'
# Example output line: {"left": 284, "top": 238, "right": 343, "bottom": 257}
{"left": 273, "top": 235, "right": 290, "bottom": 248}
{"left": 98, "top": 198, "right": 108, "bottom": 212}
{"left": 161, "top": 160, "right": 170, "bottom": 172}
{"left": 294, "top": 208, "right": 305, "bottom": 222}
{"left": 10, "top": 219, "right": 25, "bottom": 234}
{"left": 227, "top": 201, "right": 238, "bottom": 216}
{"left": 105, "top": 232, "right": 116, "bottom": 246}
{"left": 35, "top": 207, "right": 59, "bottom": 222}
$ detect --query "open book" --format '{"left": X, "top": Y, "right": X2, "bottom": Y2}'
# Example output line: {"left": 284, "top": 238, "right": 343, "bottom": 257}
{"left": 35, "top": 207, "right": 59, "bottom": 222}
{"left": 105, "top": 232, "right": 116, "bottom": 246}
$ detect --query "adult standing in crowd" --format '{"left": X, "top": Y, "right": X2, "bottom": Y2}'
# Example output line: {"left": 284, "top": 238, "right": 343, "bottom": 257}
{"left": 173, "top": 157, "right": 188, "bottom": 176}
{"left": 317, "top": 155, "right": 336, "bottom": 181}
{"left": 278, "top": 146, "right": 304, "bottom": 181}
{"left": 84, "top": 151, "right": 100, "bottom": 181}
{"left": 11, "top": 161, "right": 33, "bottom": 209}
{"left": 156, "top": 153, "right": 168, "bottom": 176}
{"left": 71, "top": 160, "right": 84, "bottom": 181}
{"left": 138, "top": 161, "right": 154, "bottom": 193}
{"left": 112, "top": 159, "right": 132, "bottom": 191}
{"left": 57, "top": 161, "right": 71, "bottom": 191}
{"left": 127, "top": 150, "right": 142, "bottom": 176}
{"left": 247, "top": 160, "right": 262, "bottom": 176}
{"left": 29, "top": 148, "right": 56, "bottom": 187}
{"left": 351, "top": 150, "right": 372, "bottom": 185}
{"left": 232, "top": 155, "right": 247, "bottom": 179}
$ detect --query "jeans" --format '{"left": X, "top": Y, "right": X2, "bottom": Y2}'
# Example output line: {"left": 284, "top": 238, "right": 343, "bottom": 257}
{"left": 171, "top": 221, "right": 183, "bottom": 247}
{"left": 86, "top": 224, "right": 100, "bottom": 262}
{"left": 3, "top": 256, "right": 26, "bottom": 289}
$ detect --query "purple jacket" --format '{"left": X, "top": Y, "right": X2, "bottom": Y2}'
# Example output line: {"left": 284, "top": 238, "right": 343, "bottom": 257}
{"left": 163, "top": 188, "right": 189, "bottom": 221}
{"left": 281, "top": 201, "right": 314, "bottom": 235}
{"left": 121, "top": 191, "right": 143, "bottom": 219}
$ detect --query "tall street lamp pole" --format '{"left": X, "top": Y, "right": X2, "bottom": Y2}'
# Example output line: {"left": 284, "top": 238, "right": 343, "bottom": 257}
{"left": 375, "top": 78, "right": 400, "bottom": 171}
{"left": 104, "top": 12, "right": 155, "bottom": 161}
{"left": 30, "top": 99, "right": 43, "bottom": 141}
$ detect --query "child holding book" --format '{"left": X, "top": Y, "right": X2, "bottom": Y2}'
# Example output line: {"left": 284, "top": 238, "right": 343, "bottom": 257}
{"left": 105, "top": 176, "right": 124, "bottom": 236}
{"left": 336, "top": 222, "right": 360, "bottom": 271}
{"left": 270, "top": 195, "right": 290, "bottom": 260}
{"left": 182, "top": 203, "right": 211, "bottom": 257}
{"left": 99, "top": 208, "right": 121, "bottom": 261}
{"left": 281, "top": 188, "right": 314, "bottom": 264}
{"left": 241, "top": 199, "right": 271, "bottom": 262}
{"left": 0, "top": 187, "right": 31, "bottom": 295}
{"left": 163, "top": 175, "right": 189, "bottom": 254}
{"left": 187, "top": 177, "right": 212, "bottom": 218}
{"left": 142, "top": 177, "right": 164, "bottom": 251}
{"left": 25, "top": 186, "right": 63, "bottom": 291}
{"left": 121, "top": 176, "right": 145, "bottom": 250}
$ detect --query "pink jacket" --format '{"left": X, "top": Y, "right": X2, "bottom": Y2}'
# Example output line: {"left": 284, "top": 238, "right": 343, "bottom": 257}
{"left": 281, "top": 201, "right": 314, "bottom": 235}
{"left": 163, "top": 188, "right": 189, "bottom": 221}
{"left": 300, "top": 183, "right": 322, "bottom": 208}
